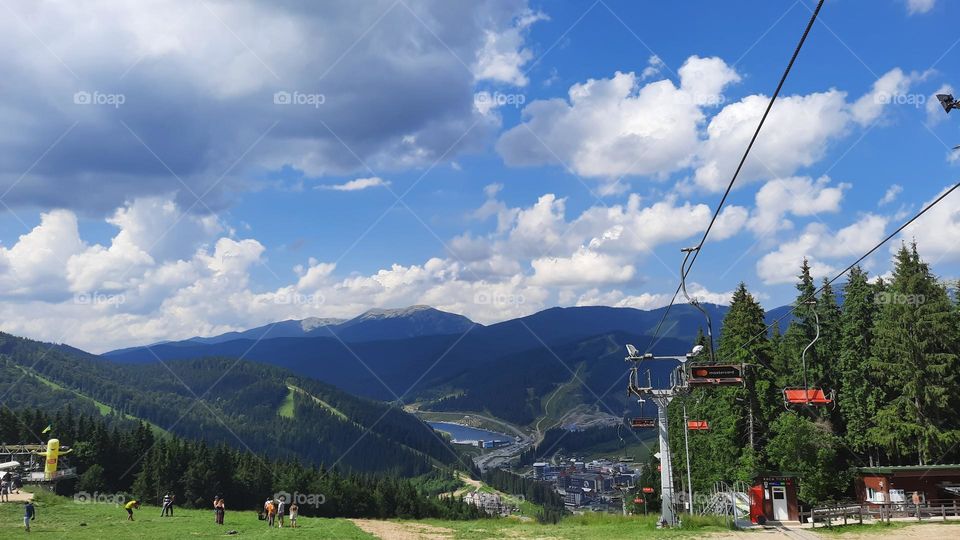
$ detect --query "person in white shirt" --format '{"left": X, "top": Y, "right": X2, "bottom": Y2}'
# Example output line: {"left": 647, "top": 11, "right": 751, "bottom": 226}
{"left": 276, "top": 496, "right": 286, "bottom": 528}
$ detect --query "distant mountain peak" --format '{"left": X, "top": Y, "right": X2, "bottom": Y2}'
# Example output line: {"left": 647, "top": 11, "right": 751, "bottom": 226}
{"left": 300, "top": 317, "right": 346, "bottom": 332}
{"left": 355, "top": 305, "right": 436, "bottom": 320}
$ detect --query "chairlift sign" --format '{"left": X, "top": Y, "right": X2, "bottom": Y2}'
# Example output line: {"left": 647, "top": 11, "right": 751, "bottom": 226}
{"left": 630, "top": 417, "right": 656, "bottom": 429}
{"left": 687, "top": 420, "right": 709, "bottom": 431}
{"left": 688, "top": 365, "right": 743, "bottom": 386}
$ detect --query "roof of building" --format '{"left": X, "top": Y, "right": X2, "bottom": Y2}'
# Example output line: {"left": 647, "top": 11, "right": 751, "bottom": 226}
{"left": 857, "top": 464, "right": 960, "bottom": 474}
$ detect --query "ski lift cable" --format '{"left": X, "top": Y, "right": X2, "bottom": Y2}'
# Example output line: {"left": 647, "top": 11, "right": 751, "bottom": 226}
{"left": 644, "top": 0, "right": 826, "bottom": 353}
{"left": 737, "top": 179, "right": 960, "bottom": 354}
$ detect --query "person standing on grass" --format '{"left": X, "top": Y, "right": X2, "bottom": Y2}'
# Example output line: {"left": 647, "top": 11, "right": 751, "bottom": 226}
{"left": 213, "top": 495, "right": 225, "bottom": 525}
{"left": 1, "top": 477, "right": 9, "bottom": 503}
{"left": 23, "top": 501, "right": 36, "bottom": 532}
{"left": 125, "top": 499, "right": 140, "bottom": 521}
{"left": 276, "top": 495, "right": 286, "bottom": 528}
{"left": 161, "top": 493, "right": 171, "bottom": 517}
{"left": 264, "top": 498, "right": 276, "bottom": 527}
{"left": 289, "top": 502, "right": 298, "bottom": 529}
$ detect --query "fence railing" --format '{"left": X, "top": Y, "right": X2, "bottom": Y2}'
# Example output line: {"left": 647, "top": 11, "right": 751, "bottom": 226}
{"left": 806, "top": 499, "right": 960, "bottom": 528}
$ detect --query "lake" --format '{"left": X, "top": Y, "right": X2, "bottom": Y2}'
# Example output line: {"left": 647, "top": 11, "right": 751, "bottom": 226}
{"left": 427, "top": 422, "right": 512, "bottom": 444}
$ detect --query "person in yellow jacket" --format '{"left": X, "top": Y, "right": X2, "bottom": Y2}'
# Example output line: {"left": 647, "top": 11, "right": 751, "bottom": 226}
{"left": 124, "top": 499, "right": 141, "bottom": 521}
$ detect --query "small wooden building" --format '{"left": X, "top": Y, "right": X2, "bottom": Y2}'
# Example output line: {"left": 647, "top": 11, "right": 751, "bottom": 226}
{"left": 750, "top": 474, "right": 800, "bottom": 524}
{"left": 855, "top": 465, "right": 960, "bottom": 505}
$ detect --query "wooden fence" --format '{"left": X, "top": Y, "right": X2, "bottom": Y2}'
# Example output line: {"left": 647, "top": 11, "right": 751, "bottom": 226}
{"left": 806, "top": 499, "right": 960, "bottom": 528}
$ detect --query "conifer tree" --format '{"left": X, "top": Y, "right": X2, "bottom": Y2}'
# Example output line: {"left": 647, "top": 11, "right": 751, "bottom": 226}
{"left": 837, "top": 266, "right": 881, "bottom": 459}
{"left": 815, "top": 279, "right": 843, "bottom": 392}
{"left": 672, "top": 283, "right": 774, "bottom": 492}
{"left": 867, "top": 243, "right": 960, "bottom": 464}
{"left": 781, "top": 259, "right": 819, "bottom": 389}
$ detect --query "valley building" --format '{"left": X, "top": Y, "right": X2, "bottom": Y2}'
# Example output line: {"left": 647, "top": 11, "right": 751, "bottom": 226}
{"left": 855, "top": 465, "right": 960, "bottom": 506}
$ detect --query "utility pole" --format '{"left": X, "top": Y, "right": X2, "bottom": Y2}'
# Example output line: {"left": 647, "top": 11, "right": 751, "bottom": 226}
{"left": 682, "top": 401, "right": 694, "bottom": 515}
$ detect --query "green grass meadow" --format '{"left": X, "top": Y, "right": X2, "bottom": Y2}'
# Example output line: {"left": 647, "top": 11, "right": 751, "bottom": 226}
{"left": 0, "top": 490, "right": 373, "bottom": 539}
{"left": 0, "top": 489, "right": 735, "bottom": 539}
{"left": 419, "top": 512, "right": 732, "bottom": 539}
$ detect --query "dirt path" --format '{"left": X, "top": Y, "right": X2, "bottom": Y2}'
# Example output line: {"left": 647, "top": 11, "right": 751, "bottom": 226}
{"left": 824, "top": 523, "right": 957, "bottom": 538}
{"left": 707, "top": 522, "right": 956, "bottom": 539}
{"left": 533, "top": 364, "right": 583, "bottom": 443}
{"left": 351, "top": 519, "right": 454, "bottom": 539}
{"left": 3, "top": 491, "right": 34, "bottom": 502}
{"left": 452, "top": 471, "right": 483, "bottom": 496}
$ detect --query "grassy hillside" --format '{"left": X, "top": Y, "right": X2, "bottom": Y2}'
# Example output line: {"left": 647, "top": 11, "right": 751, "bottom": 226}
{"left": 427, "top": 331, "right": 679, "bottom": 425}
{"left": 0, "top": 490, "right": 372, "bottom": 539}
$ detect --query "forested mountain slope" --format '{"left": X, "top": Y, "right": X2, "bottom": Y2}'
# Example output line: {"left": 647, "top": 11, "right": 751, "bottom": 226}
{"left": 0, "top": 332, "right": 465, "bottom": 476}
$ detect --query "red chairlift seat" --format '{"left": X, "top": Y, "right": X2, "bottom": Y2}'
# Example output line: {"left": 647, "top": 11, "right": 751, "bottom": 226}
{"left": 783, "top": 388, "right": 834, "bottom": 406}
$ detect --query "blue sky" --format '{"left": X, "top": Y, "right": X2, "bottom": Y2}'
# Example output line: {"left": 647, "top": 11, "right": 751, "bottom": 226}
{"left": 0, "top": 0, "right": 958, "bottom": 352}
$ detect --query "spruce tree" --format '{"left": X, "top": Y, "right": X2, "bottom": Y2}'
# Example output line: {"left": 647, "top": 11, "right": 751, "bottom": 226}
{"left": 867, "top": 243, "right": 960, "bottom": 464}
{"left": 837, "top": 266, "right": 880, "bottom": 459}
{"left": 781, "top": 259, "right": 819, "bottom": 389}
{"left": 673, "top": 283, "right": 774, "bottom": 493}
{"left": 815, "top": 279, "right": 842, "bottom": 391}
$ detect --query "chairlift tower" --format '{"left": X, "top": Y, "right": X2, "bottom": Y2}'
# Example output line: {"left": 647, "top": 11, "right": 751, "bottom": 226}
{"left": 623, "top": 246, "right": 746, "bottom": 527}
{"left": 626, "top": 350, "right": 692, "bottom": 527}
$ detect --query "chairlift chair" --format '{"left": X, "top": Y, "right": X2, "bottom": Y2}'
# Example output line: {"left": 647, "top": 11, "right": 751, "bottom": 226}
{"left": 782, "top": 304, "right": 835, "bottom": 409}
{"left": 679, "top": 247, "right": 746, "bottom": 390}
{"left": 630, "top": 399, "right": 657, "bottom": 429}
{"left": 680, "top": 247, "right": 717, "bottom": 365}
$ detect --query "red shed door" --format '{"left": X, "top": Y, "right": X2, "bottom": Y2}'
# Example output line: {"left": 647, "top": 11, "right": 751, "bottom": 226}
{"left": 750, "top": 485, "right": 764, "bottom": 524}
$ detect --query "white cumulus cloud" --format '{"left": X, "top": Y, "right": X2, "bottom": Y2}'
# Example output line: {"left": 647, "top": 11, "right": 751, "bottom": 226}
{"left": 748, "top": 176, "right": 850, "bottom": 235}
{"left": 907, "top": 0, "right": 936, "bottom": 15}
{"left": 318, "top": 177, "right": 391, "bottom": 191}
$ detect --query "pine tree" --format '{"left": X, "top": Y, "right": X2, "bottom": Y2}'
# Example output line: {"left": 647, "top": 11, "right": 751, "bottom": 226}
{"left": 867, "top": 243, "right": 960, "bottom": 464}
{"left": 781, "top": 259, "right": 819, "bottom": 389}
{"left": 837, "top": 266, "right": 880, "bottom": 459}
{"left": 672, "top": 283, "right": 774, "bottom": 493}
{"left": 815, "top": 279, "right": 842, "bottom": 391}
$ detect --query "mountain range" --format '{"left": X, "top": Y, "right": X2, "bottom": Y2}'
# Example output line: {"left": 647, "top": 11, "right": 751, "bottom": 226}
{"left": 0, "top": 301, "right": 796, "bottom": 478}
{"left": 103, "top": 303, "right": 794, "bottom": 425}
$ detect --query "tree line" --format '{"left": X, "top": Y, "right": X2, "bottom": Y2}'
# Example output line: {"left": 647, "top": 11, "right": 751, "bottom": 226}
{"left": 517, "top": 425, "right": 622, "bottom": 466}
{"left": 481, "top": 468, "right": 566, "bottom": 523}
{"left": 668, "top": 242, "right": 960, "bottom": 505}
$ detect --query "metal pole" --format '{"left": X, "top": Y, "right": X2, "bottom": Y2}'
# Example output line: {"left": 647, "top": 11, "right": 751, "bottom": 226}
{"left": 655, "top": 396, "right": 676, "bottom": 527}
{"left": 683, "top": 402, "right": 694, "bottom": 515}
